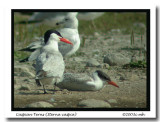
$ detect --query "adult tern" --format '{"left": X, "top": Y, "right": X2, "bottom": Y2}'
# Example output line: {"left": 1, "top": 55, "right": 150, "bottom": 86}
{"left": 19, "top": 12, "right": 80, "bottom": 62}
{"left": 35, "top": 29, "right": 73, "bottom": 94}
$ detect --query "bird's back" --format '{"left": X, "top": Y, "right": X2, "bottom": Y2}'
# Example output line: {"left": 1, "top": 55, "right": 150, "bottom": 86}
{"left": 57, "top": 73, "right": 96, "bottom": 91}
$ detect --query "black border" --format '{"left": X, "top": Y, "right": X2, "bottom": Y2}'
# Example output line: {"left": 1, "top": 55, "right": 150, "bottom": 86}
{"left": 12, "top": 9, "right": 150, "bottom": 111}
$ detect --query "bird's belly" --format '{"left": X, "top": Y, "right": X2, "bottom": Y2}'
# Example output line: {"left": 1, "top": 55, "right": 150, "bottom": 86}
{"left": 40, "top": 77, "right": 53, "bottom": 85}
{"left": 51, "top": 77, "right": 61, "bottom": 84}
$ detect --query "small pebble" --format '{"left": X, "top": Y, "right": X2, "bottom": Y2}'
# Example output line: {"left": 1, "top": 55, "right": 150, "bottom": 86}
{"left": 86, "top": 59, "right": 100, "bottom": 67}
{"left": 78, "top": 99, "right": 111, "bottom": 108}
{"left": 108, "top": 99, "right": 117, "bottom": 104}
{"left": 25, "top": 101, "right": 53, "bottom": 108}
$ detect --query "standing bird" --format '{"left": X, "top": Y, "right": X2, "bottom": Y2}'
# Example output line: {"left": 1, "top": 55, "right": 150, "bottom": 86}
{"left": 35, "top": 29, "right": 73, "bottom": 94}
{"left": 19, "top": 12, "right": 80, "bottom": 62}
{"left": 56, "top": 70, "right": 119, "bottom": 91}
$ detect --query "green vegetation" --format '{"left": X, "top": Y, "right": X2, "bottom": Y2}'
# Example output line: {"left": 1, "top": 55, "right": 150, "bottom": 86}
{"left": 79, "top": 12, "right": 146, "bottom": 35}
{"left": 14, "top": 12, "right": 146, "bottom": 61}
{"left": 123, "top": 60, "right": 147, "bottom": 69}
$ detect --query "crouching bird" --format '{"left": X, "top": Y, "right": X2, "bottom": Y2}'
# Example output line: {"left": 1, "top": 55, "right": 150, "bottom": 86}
{"left": 56, "top": 70, "right": 119, "bottom": 91}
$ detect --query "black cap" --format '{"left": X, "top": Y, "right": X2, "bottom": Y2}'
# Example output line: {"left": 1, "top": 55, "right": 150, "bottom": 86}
{"left": 44, "top": 29, "right": 63, "bottom": 44}
{"left": 96, "top": 70, "right": 111, "bottom": 81}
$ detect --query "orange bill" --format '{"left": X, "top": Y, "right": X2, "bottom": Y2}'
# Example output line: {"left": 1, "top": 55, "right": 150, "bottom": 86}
{"left": 60, "top": 38, "right": 73, "bottom": 45}
{"left": 108, "top": 81, "right": 119, "bottom": 88}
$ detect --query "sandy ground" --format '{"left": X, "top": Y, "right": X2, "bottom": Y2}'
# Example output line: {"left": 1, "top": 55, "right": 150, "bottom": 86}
{"left": 14, "top": 32, "right": 147, "bottom": 108}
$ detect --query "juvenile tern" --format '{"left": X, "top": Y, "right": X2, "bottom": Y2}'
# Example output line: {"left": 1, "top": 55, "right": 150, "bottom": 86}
{"left": 56, "top": 70, "right": 119, "bottom": 91}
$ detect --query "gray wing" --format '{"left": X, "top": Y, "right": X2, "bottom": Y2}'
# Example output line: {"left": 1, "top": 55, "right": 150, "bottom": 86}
{"left": 63, "top": 73, "right": 92, "bottom": 83}
{"left": 57, "top": 73, "right": 94, "bottom": 91}
{"left": 27, "top": 39, "right": 44, "bottom": 50}
{"left": 58, "top": 42, "right": 73, "bottom": 57}
{"left": 19, "top": 38, "right": 44, "bottom": 52}
{"left": 36, "top": 52, "right": 46, "bottom": 73}
{"left": 28, "top": 48, "right": 41, "bottom": 61}
{"left": 19, "top": 38, "right": 44, "bottom": 62}
{"left": 58, "top": 28, "right": 80, "bottom": 56}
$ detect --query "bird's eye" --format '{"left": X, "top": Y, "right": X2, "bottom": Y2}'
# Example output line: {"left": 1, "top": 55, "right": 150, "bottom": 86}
{"left": 65, "top": 18, "right": 69, "bottom": 21}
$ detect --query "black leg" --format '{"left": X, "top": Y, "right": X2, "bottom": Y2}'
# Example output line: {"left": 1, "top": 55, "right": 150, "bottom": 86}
{"left": 43, "top": 85, "right": 47, "bottom": 94}
{"left": 54, "top": 78, "right": 59, "bottom": 91}
{"left": 54, "top": 82, "right": 57, "bottom": 91}
{"left": 36, "top": 79, "right": 41, "bottom": 86}
{"left": 52, "top": 82, "right": 58, "bottom": 94}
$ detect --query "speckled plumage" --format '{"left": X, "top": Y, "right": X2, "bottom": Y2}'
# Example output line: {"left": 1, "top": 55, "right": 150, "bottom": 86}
{"left": 56, "top": 71, "right": 106, "bottom": 91}
{"left": 56, "top": 70, "right": 119, "bottom": 91}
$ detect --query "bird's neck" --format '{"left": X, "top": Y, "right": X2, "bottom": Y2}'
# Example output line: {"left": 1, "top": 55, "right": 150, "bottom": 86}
{"left": 92, "top": 72, "right": 102, "bottom": 83}
{"left": 92, "top": 72, "right": 104, "bottom": 90}
{"left": 44, "top": 40, "right": 59, "bottom": 52}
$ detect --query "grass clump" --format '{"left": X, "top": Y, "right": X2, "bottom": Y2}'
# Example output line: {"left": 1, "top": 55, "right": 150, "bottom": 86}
{"left": 123, "top": 60, "right": 146, "bottom": 69}
{"left": 79, "top": 12, "right": 146, "bottom": 35}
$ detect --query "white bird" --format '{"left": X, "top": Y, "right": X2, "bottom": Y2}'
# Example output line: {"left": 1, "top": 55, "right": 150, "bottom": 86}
{"left": 19, "top": 12, "right": 80, "bottom": 62}
{"left": 35, "top": 29, "right": 73, "bottom": 94}
{"left": 56, "top": 70, "right": 119, "bottom": 91}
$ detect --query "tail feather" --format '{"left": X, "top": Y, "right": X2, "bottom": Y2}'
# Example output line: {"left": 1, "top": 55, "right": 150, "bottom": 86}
{"left": 18, "top": 48, "right": 36, "bottom": 52}
{"left": 19, "top": 57, "right": 29, "bottom": 63}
